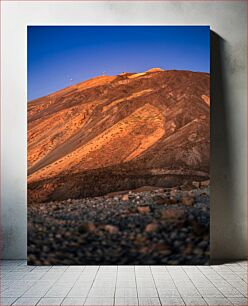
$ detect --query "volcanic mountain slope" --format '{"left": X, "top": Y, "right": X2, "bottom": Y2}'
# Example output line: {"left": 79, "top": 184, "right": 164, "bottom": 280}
{"left": 28, "top": 68, "right": 210, "bottom": 203}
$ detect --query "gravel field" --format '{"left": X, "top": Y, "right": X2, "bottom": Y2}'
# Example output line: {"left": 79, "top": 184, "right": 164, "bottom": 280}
{"left": 28, "top": 186, "right": 209, "bottom": 265}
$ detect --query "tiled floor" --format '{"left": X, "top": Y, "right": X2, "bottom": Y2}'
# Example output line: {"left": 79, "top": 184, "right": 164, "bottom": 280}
{"left": 1, "top": 260, "right": 247, "bottom": 305}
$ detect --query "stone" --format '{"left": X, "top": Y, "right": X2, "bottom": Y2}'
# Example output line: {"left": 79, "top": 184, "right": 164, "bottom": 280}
{"left": 192, "top": 181, "right": 200, "bottom": 188}
{"left": 104, "top": 225, "right": 119, "bottom": 234}
{"left": 122, "top": 194, "right": 129, "bottom": 201}
{"left": 153, "top": 195, "right": 176, "bottom": 205}
{"left": 169, "top": 197, "right": 177, "bottom": 204}
{"left": 201, "top": 180, "right": 210, "bottom": 188}
{"left": 187, "top": 190, "right": 195, "bottom": 197}
{"left": 181, "top": 197, "right": 194, "bottom": 206}
{"left": 153, "top": 195, "right": 166, "bottom": 205}
{"left": 153, "top": 243, "right": 171, "bottom": 255}
{"left": 137, "top": 206, "right": 150, "bottom": 214}
{"left": 134, "top": 234, "right": 147, "bottom": 245}
{"left": 161, "top": 208, "right": 185, "bottom": 220}
{"left": 145, "top": 223, "right": 158, "bottom": 233}
{"left": 78, "top": 222, "right": 96, "bottom": 234}
{"left": 139, "top": 246, "right": 150, "bottom": 254}
{"left": 28, "top": 185, "right": 210, "bottom": 265}
{"left": 170, "top": 189, "right": 178, "bottom": 197}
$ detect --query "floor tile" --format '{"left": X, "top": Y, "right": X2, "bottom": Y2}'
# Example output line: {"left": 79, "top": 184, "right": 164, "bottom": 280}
{"left": 154, "top": 281, "right": 176, "bottom": 288}
{"left": 45, "top": 285, "right": 72, "bottom": 297}
{"left": 228, "top": 297, "right": 248, "bottom": 305}
{"left": 204, "top": 297, "right": 233, "bottom": 305}
{"left": 197, "top": 287, "right": 224, "bottom": 298}
{"left": 32, "top": 266, "right": 51, "bottom": 272}
{"left": 67, "top": 285, "right": 91, "bottom": 297}
{"left": 115, "top": 287, "right": 137, "bottom": 298}
{"left": 178, "top": 289, "right": 201, "bottom": 297}
{"left": 2, "top": 288, "right": 30, "bottom": 298}
{"left": 12, "top": 297, "right": 41, "bottom": 305}
{"left": 218, "top": 286, "right": 245, "bottom": 297}
{"left": 49, "top": 266, "right": 68, "bottom": 272}
{"left": 84, "top": 297, "right": 114, "bottom": 305}
{"left": 157, "top": 288, "right": 180, "bottom": 297}
{"left": 92, "top": 280, "right": 116, "bottom": 288}
{"left": 22, "top": 282, "right": 54, "bottom": 297}
{"left": 138, "top": 297, "right": 161, "bottom": 305}
{"left": 66, "top": 266, "right": 85, "bottom": 272}
{"left": 88, "top": 287, "right": 115, "bottom": 298}
{"left": 160, "top": 297, "right": 185, "bottom": 305}
{"left": 116, "top": 279, "right": 136, "bottom": 287}
{"left": 182, "top": 297, "right": 207, "bottom": 305}
{"left": 115, "top": 297, "right": 138, "bottom": 305}
{"left": 118, "top": 266, "right": 134, "bottom": 272}
{"left": 137, "top": 287, "right": 158, "bottom": 297}
{"left": 37, "top": 297, "right": 64, "bottom": 305}
{"left": 61, "top": 297, "right": 86, "bottom": 305}
{"left": 1, "top": 297, "right": 18, "bottom": 306}
{"left": 1, "top": 260, "right": 247, "bottom": 306}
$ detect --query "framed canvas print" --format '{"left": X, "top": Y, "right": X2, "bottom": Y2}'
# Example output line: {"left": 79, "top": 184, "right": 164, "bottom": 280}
{"left": 27, "top": 26, "right": 210, "bottom": 265}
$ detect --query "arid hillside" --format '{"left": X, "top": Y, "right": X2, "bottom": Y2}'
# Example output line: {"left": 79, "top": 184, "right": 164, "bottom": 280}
{"left": 28, "top": 68, "right": 210, "bottom": 203}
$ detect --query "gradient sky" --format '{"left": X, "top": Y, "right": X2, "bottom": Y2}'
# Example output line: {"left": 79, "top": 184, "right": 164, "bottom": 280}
{"left": 27, "top": 26, "right": 210, "bottom": 101}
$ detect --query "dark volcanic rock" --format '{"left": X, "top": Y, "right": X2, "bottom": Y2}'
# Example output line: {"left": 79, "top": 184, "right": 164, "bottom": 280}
{"left": 28, "top": 187, "right": 210, "bottom": 265}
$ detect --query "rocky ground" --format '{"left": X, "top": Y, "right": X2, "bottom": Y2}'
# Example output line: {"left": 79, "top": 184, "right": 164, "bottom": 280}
{"left": 28, "top": 185, "right": 209, "bottom": 265}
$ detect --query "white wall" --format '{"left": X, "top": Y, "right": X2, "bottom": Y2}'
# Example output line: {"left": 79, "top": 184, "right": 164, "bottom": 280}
{"left": 1, "top": 1, "right": 247, "bottom": 260}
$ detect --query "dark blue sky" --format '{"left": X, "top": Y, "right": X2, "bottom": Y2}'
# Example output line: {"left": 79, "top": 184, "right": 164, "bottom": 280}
{"left": 27, "top": 26, "right": 210, "bottom": 101}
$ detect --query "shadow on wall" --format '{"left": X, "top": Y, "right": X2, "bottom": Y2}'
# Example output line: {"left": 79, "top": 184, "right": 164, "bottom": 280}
{"left": 210, "top": 31, "right": 243, "bottom": 263}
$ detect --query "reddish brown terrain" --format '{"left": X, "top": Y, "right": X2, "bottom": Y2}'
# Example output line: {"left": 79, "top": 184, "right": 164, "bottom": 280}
{"left": 28, "top": 68, "right": 210, "bottom": 265}
{"left": 28, "top": 68, "right": 210, "bottom": 203}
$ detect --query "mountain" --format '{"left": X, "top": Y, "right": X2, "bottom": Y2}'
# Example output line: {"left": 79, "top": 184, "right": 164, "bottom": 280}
{"left": 28, "top": 68, "right": 210, "bottom": 203}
